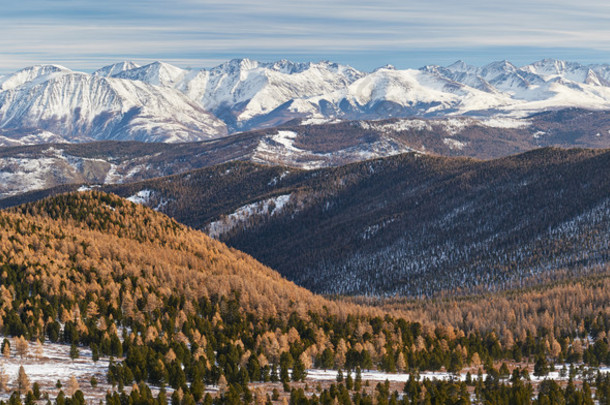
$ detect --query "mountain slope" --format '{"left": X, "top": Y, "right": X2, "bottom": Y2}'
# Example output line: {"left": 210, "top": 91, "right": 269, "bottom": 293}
{"left": 78, "top": 148, "right": 610, "bottom": 297}
{"left": 118, "top": 58, "right": 610, "bottom": 131}
{"left": 118, "top": 59, "right": 364, "bottom": 132}
{"left": 5, "top": 191, "right": 336, "bottom": 317}
{"left": 7, "top": 58, "right": 610, "bottom": 143}
{"left": 0, "top": 65, "right": 227, "bottom": 143}
{"left": 2, "top": 109, "right": 610, "bottom": 200}
{"left": 1, "top": 192, "right": 609, "bottom": 405}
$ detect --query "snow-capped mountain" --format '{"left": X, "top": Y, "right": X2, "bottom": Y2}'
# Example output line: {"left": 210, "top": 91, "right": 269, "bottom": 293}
{"left": 93, "top": 61, "right": 140, "bottom": 78}
{"left": 118, "top": 58, "right": 365, "bottom": 129}
{"left": 0, "top": 64, "right": 228, "bottom": 144}
{"left": 5, "top": 58, "right": 610, "bottom": 145}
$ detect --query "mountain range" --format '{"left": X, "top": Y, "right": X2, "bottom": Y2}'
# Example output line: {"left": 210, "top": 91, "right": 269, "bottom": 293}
{"left": 1, "top": 108, "right": 610, "bottom": 200}
{"left": 4, "top": 58, "right": 610, "bottom": 144}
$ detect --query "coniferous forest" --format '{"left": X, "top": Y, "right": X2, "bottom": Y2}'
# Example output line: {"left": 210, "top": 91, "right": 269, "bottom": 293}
{"left": 0, "top": 191, "right": 606, "bottom": 404}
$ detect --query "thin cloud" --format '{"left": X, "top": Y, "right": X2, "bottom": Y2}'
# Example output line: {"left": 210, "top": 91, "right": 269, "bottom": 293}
{"left": 1, "top": 1, "right": 610, "bottom": 72}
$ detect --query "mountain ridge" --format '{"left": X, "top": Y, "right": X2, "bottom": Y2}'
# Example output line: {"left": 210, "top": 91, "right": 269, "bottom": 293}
{"left": 2, "top": 147, "right": 608, "bottom": 297}
{"left": 90, "top": 147, "right": 610, "bottom": 296}
{"left": 2, "top": 109, "right": 610, "bottom": 199}
{"left": 5, "top": 58, "right": 610, "bottom": 143}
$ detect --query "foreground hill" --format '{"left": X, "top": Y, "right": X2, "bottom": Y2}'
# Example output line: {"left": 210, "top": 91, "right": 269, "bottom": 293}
{"left": 3, "top": 191, "right": 343, "bottom": 318}
{"left": 67, "top": 148, "right": 610, "bottom": 297}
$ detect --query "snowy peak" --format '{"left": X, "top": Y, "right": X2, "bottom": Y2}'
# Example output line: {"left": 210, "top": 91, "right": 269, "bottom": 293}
{"left": 0, "top": 64, "right": 72, "bottom": 91}
{"left": 114, "top": 61, "right": 187, "bottom": 87}
{"left": 5, "top": 58, "right": 610, "bottom": 145}
{"left": 0, "top": 65, "right": 227, "bottom": 143}
{"left": 446, "top": 60, "right": 474, "bottom": 72}
{"left": 93, "top": 61, "right": 140, "bottom": 77}
{"left": 523, "top": 59, "right": 592, "bottom": 82}
{"left": 190, "top": 58, "right": 365, "bottom": 127}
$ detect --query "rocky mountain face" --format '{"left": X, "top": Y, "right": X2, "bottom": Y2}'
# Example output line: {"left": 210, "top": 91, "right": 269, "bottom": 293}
{"left": 5, "top": 58, "right": 610, "bottom": 144}
{"left": 0, "top": 64, "right": 228, "bottom": 144}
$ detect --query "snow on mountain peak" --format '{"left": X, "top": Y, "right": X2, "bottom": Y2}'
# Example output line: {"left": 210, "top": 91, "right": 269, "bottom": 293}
{"left": 93, "top": 61, "right": 141, "bottom": 77}
{"left": 4, "top": 58, "right": 610, "bottom": 144}
{"left": 0, "top": 67, "right": 227, "bottom": 143}
{"left": 0, "top": 64, "right": 72, "bottom": 92}
{"left": 113, "top": 61, "right": 187, "bottom": 87}
{"left": 446, "top": 60, "right": 472, "bottom": 71}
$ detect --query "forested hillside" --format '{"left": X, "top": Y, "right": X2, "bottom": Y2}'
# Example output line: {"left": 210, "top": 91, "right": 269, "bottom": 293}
{"left": 0, "top": 192, "right": 609, "bottom": 404}
{"left": 72, "top": 147, "right": 610, "bottom": 296}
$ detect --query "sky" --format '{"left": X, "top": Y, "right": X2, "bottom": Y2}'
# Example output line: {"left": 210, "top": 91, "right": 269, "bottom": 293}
{"left": 2, "top": 0, "right": 610, "bottom": 73}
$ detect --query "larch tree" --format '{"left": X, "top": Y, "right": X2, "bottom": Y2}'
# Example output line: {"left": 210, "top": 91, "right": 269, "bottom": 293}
{"left": 16, "top": 365, "right": 30, "bottom": 395}
{"left": 1, "top": 339, "right": 9, "bottom": 358}
{"left": 67, "top": 375, "right": 79, "bottom": 396}
{"left": 15, "top": 336, "right": 28, "bottom": 359}
{"left": 0, "top": 367, "right": 8, "bottom": 392}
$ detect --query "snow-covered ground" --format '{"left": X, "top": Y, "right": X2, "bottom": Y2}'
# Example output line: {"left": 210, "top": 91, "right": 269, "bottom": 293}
{"left": 127, "top": 189, "right": 153, "bottom": 205}
{"left": 0, "top": 339, "right": 110, "bottom": 401}
{"left": 305, "top": 364, "right": 609, "bottom": 384}
{"left": 252, "top": 129, "right": 416, "bottom": 170}
{"left": 443, "top": 138, "right": 468, "bottom": 150}
{"left": 306, "top": 369, "right": 464, "bottom": 383}
{"left": 0, "top": 336, "right": 606, "bottom": 403}
{"left": 206, "top": 194, "right": 292, "bottom": 238}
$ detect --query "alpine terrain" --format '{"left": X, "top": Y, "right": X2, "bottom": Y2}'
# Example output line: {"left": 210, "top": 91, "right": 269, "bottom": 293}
{"left": 4, "top": 59, "right": 610, "bottom": 145}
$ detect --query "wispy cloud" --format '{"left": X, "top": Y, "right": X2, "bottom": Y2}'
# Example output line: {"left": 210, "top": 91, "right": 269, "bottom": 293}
{"left": 2, "top": 0, "right": 610, "bottom": 72}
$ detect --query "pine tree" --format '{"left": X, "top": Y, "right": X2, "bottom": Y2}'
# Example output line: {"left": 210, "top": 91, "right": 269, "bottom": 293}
{"left": 1, "top": 339, "right": 10, "bottom": 358}
{"left": 69, "top": 344, "right": 79, "bottom": 361}
{"left": 292, "top": 357, "right": 307, "bottom": 382}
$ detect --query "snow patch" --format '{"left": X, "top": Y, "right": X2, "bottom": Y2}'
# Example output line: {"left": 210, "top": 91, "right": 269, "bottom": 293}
{"left": 127, "top": 189, "right": 152, "bottom": 205}
{"left": 0, "top": 338, "right": 110, "bottom": 402}
{"left": 77, "top": 185, "right": 101, "bottom": 192}
{"left": 361, "top": 119, "right": 433, "bottom": 133}
{"left": 443, "top": 138, "right": 468, "bottom": 150}
{"left": 306, "top": 369, "right": 467, "bottom": 383}
{"left": 206, "top": 194, "right": 292, "bottom": 238}
{"left": 270, "top": 131, "right": 302, "bottom": 152}
{"left": 268, "top": 171, "right": 290, "bottom": 186}
{"left": 254, "top": 130, "right": 418, "bottom": 170}
{"left": 441, "top": 118, "right": 473, "bottom": 135}
{"left": 481, "top": 117, "right": 531, "bottom": 129}
{"left": 300, "top": 117, "right": 342, "bottom": 126}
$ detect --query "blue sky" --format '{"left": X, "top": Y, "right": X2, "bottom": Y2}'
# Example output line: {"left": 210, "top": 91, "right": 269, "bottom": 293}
{"left": 2, "top": 0, "right": 610, "bottom": 73}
